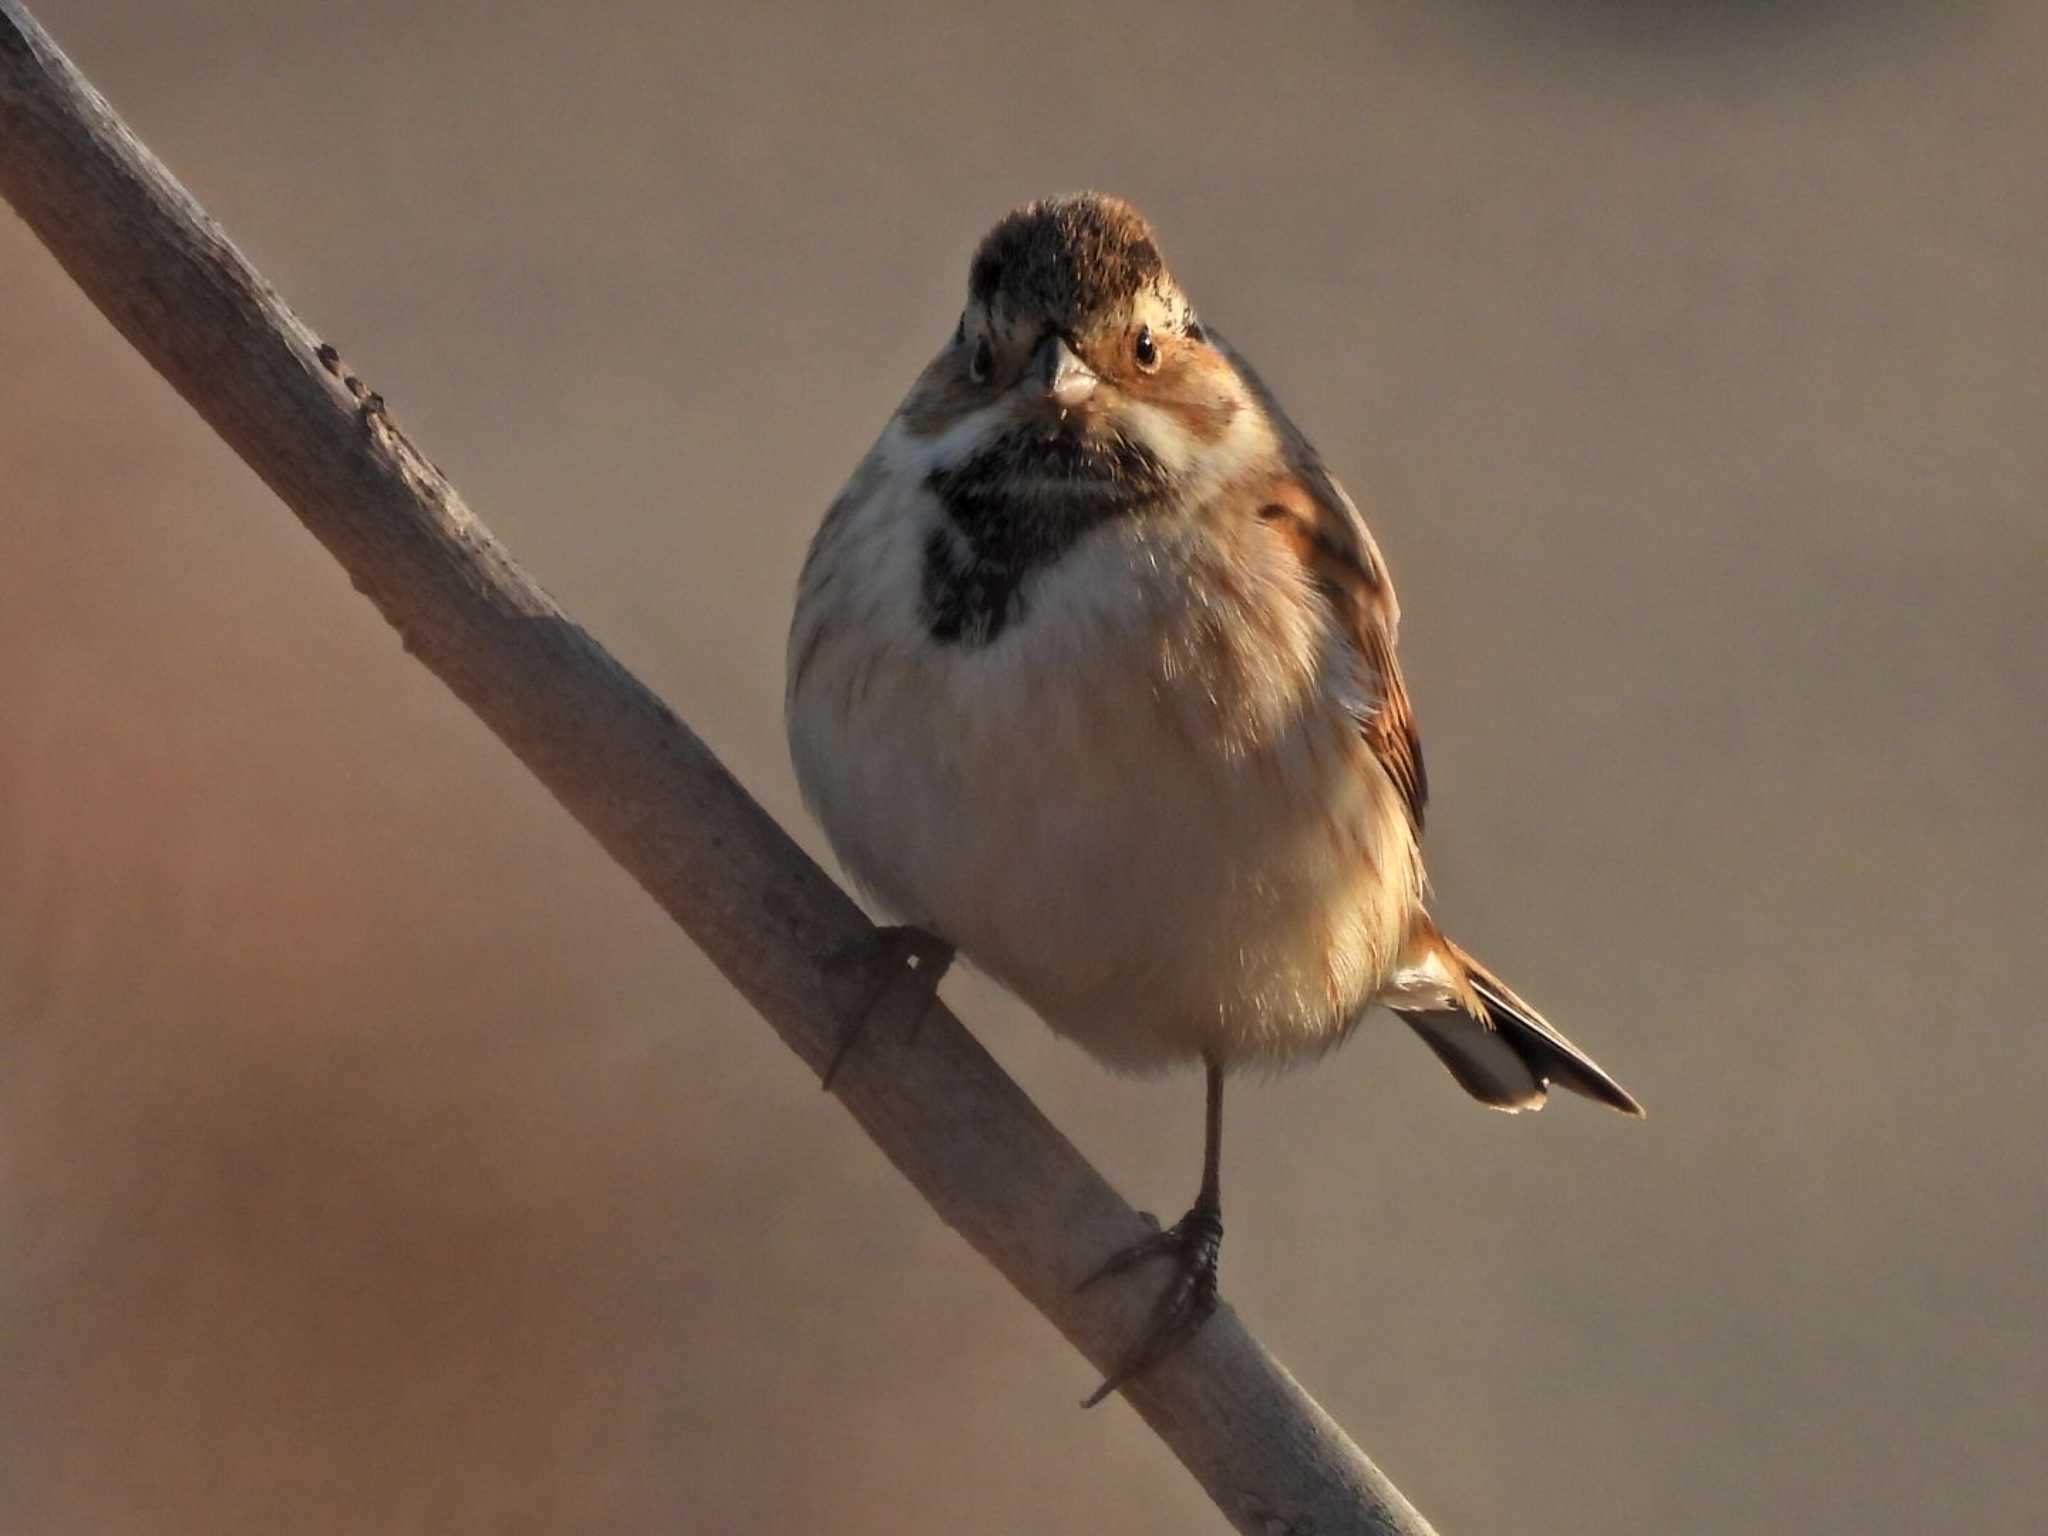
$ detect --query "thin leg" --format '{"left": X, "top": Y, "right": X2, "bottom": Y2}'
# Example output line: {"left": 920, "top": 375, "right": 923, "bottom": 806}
{"left": 821, "top": 924, "right": 954, "bottom": 1090}
{"left": 1076, "top": 1058, "right": 1226, "bottom": 1407}
{"left": 1197, "top": 1054, "right": 1223, "bottom": 1213}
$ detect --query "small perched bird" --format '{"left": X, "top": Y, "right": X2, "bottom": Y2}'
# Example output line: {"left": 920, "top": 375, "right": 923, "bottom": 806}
{"left": 787, "top": 193, "right": 1641, "bottom": 1404}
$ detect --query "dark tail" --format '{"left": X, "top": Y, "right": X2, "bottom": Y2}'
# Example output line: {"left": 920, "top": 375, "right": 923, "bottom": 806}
{"left": 1392, "top": 931, "right": 1643, "bottom": 1117}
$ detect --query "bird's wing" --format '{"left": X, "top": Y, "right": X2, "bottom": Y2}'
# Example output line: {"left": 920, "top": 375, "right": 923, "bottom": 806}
{"left": 1210, "top": 330, "right": 1428, "bottom": 831}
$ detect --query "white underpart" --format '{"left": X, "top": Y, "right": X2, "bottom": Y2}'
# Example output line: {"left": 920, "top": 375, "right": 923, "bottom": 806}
{"left": 885, "top": 400, "right": 1011, "bottom": 477}
{"left": 789, "top": 416, "right": 1423, "bottom": 1073}
{"left": 1115, "top": 397, "right": 1270, "bottom": 507}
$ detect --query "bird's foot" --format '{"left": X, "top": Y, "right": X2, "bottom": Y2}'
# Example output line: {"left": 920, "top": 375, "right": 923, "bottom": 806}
{"left": 1075, "top": 1202, "right": 1223, "bottom": 1408}
{"left": 821, "top": 924, "right": 955, "bottom": 1090}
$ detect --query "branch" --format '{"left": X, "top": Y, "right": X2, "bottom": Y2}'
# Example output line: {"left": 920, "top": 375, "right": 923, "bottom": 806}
{"left": 0, "top": 7, "right": 1436, "bottom": 1531}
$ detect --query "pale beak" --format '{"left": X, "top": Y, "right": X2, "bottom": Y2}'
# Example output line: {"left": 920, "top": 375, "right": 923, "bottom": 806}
{"left": 1034, "top": 334, "right": 1098, "bottom": 411}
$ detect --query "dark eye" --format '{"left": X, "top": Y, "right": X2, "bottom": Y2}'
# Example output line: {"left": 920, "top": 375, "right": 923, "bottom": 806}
{"left": 1133, "top": 326, "right": 1159, "bottom": 371}
{"left": 969, "top": 336, "right": 993, "bottom": 383}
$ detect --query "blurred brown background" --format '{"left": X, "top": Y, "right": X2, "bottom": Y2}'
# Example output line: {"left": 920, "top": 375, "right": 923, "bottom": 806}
{"left": 3, "top": 2, "right": 2043, "bottom": 1531}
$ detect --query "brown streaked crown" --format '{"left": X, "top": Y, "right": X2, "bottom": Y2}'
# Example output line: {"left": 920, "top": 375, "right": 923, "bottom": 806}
{"left": 968, "top": 193, "right": 1176, "bottom": 333}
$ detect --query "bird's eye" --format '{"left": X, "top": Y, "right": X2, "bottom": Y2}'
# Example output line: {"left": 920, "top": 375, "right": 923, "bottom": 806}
{"left": 1133, "top": 326, "right": 1160, "bottom": 371}
{"left": 969, "top": 336, "right": 993, "bottom": 383}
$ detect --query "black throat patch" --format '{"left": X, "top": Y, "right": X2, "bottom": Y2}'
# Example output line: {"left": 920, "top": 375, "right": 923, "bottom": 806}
{"left": 920, "top": 427, "right": 1171, "bottom": 647}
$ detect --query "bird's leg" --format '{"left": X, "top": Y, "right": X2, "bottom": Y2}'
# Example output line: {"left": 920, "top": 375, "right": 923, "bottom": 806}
{"left": 820, "top": 924, "right": 955, "bottom": 1090}
{"left": 1076, "top": 1059, "right": 1226, "bottom": 1408}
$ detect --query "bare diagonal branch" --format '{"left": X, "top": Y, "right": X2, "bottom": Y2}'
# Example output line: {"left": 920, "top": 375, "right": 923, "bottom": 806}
{"left": 0, "top": 6, "right": 1436, "bottom": 1531}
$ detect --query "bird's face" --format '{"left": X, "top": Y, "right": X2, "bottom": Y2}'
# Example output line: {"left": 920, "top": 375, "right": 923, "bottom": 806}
{"left": 897, "top": 195, "right": 1260, "bottom": 520}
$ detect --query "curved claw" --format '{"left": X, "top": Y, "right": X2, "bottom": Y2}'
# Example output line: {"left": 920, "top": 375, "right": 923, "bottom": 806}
{"left": 1077, "top": 1205, "right": 1223, "bottom": 1408}
{"left": 1075, "top": 1220, "right": 1178, "bottom": 1292}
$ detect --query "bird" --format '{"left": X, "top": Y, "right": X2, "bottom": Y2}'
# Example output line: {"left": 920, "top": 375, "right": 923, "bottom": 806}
{"left": 786, "top": 192, "right": 1642, "bottom": 1406}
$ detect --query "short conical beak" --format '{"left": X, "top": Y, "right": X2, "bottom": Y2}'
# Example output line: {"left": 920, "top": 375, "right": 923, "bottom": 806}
{"left": 1034, "top": 334, "right": 1098, "bottom": 410}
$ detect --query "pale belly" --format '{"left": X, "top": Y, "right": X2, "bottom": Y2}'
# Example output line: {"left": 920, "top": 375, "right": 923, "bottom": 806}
{"left": 789, "top": 512, "right": 1420, "bottom": 1072}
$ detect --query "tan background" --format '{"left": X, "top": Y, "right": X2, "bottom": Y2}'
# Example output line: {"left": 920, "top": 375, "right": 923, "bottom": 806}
{"left": 4, "top": 2, "right": 2043, "bottom": 1531}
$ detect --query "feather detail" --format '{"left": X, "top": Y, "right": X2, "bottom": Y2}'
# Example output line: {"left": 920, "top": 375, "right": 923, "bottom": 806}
{"left": 1383, "top": 920, "right": 1644, "bottom": 1116}
{"left": 1214, "top": 329, "right": 1427, "bottom": 831}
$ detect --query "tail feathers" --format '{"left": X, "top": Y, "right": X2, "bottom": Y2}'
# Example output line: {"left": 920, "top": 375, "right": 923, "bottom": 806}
{"left": 1387, "top": 930, "right": 1644, "bottom": 1118}
{"left": 1400, "top": 1007, "right": 1550, "bottom": 1111}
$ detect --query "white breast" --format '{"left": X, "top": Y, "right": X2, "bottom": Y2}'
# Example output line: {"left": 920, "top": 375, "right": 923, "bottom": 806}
{"left": 787, "top": 429, "right": 1422, "bottom": 1073}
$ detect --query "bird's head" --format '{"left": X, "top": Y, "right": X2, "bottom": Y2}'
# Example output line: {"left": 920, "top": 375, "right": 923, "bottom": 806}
{"left": 899, "top": 194, "right": 1258, "bottom": 512}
